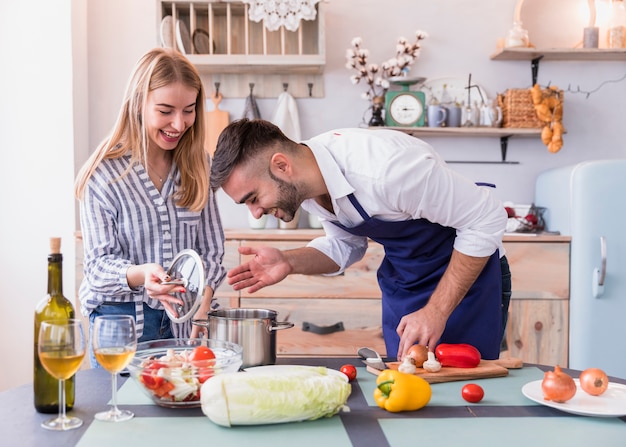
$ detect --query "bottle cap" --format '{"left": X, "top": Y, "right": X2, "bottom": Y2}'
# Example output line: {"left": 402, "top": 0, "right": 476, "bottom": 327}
{"left": 50, "top": 237, "right": 61, "bottom": 254}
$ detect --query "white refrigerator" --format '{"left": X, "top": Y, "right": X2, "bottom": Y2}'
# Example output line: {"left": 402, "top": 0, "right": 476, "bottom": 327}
{"left": 535, "top": 159, "right": 626, "bottom": 379}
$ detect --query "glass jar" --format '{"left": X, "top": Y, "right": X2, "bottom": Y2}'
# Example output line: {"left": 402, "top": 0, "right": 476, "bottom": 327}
{"left": 608, "top": 0, "right": 626, "bottom": 48}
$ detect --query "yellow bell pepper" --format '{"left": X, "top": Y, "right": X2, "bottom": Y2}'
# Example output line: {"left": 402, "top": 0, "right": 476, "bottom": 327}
{"left": 373, "top": 369, "right": 431, "bottom": 412}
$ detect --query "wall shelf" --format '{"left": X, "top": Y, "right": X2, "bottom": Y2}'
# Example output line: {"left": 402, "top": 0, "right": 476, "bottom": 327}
{"left": 490, "top": 47, "right": 626, "bottom": 61}
{"left": 374, "top": 126, "right": 542, "bottom": 164}
{"left": 158, "top": 1, "right": 326, "bottom": 97}
{"left": 491, "top": 48, "right": 626, "bottom": 85}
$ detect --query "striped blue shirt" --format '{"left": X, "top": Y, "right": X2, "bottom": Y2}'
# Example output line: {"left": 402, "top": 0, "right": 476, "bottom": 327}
{"left": 78, "top": 154, "right": 226, "bottom": 337}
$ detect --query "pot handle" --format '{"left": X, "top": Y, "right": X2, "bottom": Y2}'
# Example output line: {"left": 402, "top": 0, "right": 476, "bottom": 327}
{"left": 270, "top": 321, "right": 295, "bottom": 332}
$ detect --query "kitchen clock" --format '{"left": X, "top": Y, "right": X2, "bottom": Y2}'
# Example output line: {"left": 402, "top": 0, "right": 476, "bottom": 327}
{"left": 384, "top": 77, "right": 427, "bottom": 127}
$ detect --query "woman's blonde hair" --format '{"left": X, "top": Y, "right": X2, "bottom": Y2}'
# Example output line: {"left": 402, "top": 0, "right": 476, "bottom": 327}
{"left": 75, "top": 48, "right": 209, "bottom": 211}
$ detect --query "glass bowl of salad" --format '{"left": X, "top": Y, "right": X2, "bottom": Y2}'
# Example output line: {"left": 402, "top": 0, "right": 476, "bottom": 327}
{"left": 127, "top": 338, "right": 243, "bottom": 408}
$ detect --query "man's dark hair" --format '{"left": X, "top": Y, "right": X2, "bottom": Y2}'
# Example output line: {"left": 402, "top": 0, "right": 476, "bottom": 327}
{"left": 210, "top": 119, "right": 292, "bottom": 190}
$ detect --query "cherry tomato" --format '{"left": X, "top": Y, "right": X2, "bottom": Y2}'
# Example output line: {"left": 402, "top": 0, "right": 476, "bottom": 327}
{"left": 190, "top": 346, "right": 216, "bottom": 383}
{"left": 340, "top": 364, "right": 357, "bottom": 381}
{"left": 461, "top": 383, "right": 484, "bottom": 403}
{"left": 579, "top": 368, "right": 609, "bottom": 396}
{"left": 190, "top": 346, "right": 216, "bottom": 362}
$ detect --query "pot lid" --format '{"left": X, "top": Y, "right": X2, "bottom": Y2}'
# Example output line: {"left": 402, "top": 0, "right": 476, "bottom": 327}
{"left": 164, "top": 249, "right": 205, "bottom": 323}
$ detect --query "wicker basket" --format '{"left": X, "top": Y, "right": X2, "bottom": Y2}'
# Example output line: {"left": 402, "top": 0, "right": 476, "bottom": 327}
{"left": 498, "top": 89, "right": 545, "bottom": 128}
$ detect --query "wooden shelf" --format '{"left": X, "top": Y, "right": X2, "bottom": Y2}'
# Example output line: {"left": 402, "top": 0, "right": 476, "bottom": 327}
{"left": 184, "top": 54, "right": 325, "bottom": 75}
{"left": 379, "top": 126, "right": 541, "bottom": 139}
{"left": 371, "top": 126, "right": 542, "bottom": 164}
{"left": 490, "top": 47, "right": 626, "bottom": 61}
{"left": 159, "top": 0, "right": 326, "bottom": 97}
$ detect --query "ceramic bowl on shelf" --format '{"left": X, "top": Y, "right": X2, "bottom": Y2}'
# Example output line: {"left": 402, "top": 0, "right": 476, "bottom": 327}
{"left": 127, "top": 338, "right": 243, "bottom": 408}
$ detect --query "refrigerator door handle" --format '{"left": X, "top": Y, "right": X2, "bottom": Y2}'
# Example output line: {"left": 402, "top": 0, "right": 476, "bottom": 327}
{"left": 592, "top": 235, "right": 607, "bottom": 298}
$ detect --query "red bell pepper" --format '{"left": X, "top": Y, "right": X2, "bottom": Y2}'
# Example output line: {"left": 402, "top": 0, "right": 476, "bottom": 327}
{"left": 435, "top": 343, "right": 481, "bottom": 368}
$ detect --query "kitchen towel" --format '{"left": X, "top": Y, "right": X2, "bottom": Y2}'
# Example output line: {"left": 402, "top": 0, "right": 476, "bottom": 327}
{"left": 272, "top": 90, "right": 301, "bottom": 141}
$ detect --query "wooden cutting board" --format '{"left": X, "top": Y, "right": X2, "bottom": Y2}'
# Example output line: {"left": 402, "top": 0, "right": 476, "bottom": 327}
{"left": 205, "top": 92, "right": 229, "bottom": 156}
{"left": 366, "top": 358, "right": 523, "bottom": 384}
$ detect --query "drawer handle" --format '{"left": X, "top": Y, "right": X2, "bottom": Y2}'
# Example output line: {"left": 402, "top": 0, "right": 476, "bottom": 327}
{"left": 302, "top": 321, "right": 344, "bottom": 335}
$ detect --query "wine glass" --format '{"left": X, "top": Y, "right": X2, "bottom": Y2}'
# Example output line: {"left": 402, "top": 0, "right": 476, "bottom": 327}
{"left": 92, "top": 315, "right": 137, "bottom": 422}
{"left": 37, "top": 318, "right": 86, "bottom": 431}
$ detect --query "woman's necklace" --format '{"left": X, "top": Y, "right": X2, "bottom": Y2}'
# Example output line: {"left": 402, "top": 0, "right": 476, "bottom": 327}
{"left": 147, "top": 159, "right": 171, "bottom": 184}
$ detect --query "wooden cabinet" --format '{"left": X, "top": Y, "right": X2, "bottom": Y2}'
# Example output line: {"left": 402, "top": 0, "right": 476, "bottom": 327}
{"left": 219, "top": 230, "right": 571, "bottom": 365}
{"left": 75, "top": 230, "right": 571, "bottom": 364}
{"left": 216, "top": 230, "right": 386, "bottom": 357}
{"left": 501, "top": 236, "right": 571, "bottom": 367}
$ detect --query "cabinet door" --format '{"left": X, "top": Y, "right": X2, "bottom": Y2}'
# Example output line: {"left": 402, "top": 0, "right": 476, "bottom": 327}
{"left": 238, "top": 240, "right": 386, "bottom": 356}
{"left": 239, "top": 241, "right": 383, "bottom": 299}
{"left": 505, "top": 241, "right": 570, "bottom": 299}
{"left": 503, "top": 241, "right": 570, "bottom": 366}
{"left": 213, "top": 240, "right": 240, "bottom": 308}
{"left": 505, "top": 299, "right": 569, "bottom": 366}
{"left": 239, "top": 297, "right": 386, "bottom": 357}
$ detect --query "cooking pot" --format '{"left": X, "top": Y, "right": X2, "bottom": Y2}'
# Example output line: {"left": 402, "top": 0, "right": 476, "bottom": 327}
{"left": 193, "top": 309, "right": 294, "bottom": 367}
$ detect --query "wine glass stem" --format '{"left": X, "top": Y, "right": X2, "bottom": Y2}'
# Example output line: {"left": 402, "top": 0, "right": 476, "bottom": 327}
{"left": 110, "top": 372, "right": 119, "bottom": 413}
{"left": 59, "top": 379, "right": 67, "bottom": 423}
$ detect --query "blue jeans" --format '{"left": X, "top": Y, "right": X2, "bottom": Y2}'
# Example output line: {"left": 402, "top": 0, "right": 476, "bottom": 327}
{"left": 88, "top": 302, "right": 173, "bottom": 368}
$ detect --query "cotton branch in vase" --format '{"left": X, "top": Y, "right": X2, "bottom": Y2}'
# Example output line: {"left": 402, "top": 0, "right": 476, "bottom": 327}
{"left": 345, "top": 30, "right": 428, "bottom": 103}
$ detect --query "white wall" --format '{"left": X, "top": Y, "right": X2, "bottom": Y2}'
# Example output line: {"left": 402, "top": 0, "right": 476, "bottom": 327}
{"left": 82, "top": 0, "right": 626, "bottom": 229}
{"left": 0, "top": 0, "right": 78, "bottom": 391}
{"left": 2, "top": 0, "right": 626, "bottom": 392}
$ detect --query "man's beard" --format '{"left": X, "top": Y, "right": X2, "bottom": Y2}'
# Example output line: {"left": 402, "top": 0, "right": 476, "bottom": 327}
{"left": 268, "top": 170, "right": 301, "bottom": 222}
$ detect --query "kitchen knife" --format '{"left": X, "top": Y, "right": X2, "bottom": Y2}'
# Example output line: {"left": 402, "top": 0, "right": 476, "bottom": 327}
{"left": 357, "top": 347, "right": 387, "bottom": 370}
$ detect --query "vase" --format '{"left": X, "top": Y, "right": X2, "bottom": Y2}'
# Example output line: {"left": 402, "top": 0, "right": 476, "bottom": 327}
{"left": 368, "top": 96, "right": 385, "bottom": 126}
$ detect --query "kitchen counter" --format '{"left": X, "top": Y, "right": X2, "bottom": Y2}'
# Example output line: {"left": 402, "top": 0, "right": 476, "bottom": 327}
{"left": 3, "top": 358, "right": 624, "bottom": 447}
{"left": 224, "top": 228, "right": 571, "bottom": 243}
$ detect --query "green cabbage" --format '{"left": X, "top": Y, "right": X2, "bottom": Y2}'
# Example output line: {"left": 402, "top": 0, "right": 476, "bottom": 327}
{"left": 200, "top": 366, "right": 351, "bottom": 426}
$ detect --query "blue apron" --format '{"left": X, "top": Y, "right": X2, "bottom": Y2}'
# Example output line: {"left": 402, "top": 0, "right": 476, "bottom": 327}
{"left": 332, "top": 194, "right": 502, "bottom": 359}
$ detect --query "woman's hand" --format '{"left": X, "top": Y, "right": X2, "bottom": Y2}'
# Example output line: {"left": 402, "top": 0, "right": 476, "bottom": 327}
{"left": 131, "top": 263, "right": 185, "bottom": 317}
{"left": 227, "top": 246, "right": 292, "bottom": 293}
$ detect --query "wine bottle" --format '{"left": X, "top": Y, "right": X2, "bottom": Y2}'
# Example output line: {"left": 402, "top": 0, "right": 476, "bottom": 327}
{"left": 34, "top": 237, "right": 76, "bottom": 413}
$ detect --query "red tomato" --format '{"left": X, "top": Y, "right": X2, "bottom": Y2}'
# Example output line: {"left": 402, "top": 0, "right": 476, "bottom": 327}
{"left": 579, "top": 368, "right": 609, "bottom": 396}
{"left": 340, "top": 364, "right": 357, "bottom": 381}
{"left": 461, "top": 383, "right": 484, "bottom": 403}
{"left": 190, "top": 346, "right": 216, "bottom": 383}
{"left": 190, "top": 346, "right": 216, "bottom": 362}
{"left": 140, "top": 360, "right": 167, "bottom": 390}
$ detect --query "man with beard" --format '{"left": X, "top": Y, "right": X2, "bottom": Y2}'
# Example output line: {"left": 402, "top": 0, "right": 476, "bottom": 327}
{"left": 210, "top": 118, "right": 510, "bottom": 361}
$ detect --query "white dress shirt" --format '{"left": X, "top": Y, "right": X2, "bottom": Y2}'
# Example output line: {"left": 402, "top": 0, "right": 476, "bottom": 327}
{"left": 300, "top": 128, "right": 507, "bottom": 273}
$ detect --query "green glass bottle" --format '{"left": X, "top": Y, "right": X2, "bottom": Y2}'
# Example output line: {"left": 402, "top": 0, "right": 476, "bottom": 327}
{"left": 34, "top": 237, "right": 76, "bottom": 413}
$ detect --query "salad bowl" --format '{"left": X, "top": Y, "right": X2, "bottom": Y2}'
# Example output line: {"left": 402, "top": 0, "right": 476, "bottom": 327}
{"left": 127, "top": 338, "right": 243, "bottom": 408}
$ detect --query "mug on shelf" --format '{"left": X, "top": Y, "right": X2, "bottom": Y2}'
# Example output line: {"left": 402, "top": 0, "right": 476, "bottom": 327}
{"left": 427, "top": 105, "right": 447, "bottom": 128}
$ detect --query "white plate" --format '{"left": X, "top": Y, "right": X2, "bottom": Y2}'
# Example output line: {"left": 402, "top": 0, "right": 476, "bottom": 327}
{"left": 419, "top": 77, "right": 489, "bottom": 107}
{"left": 244, "top": 365, "right": 348, "bottom": 382}
{"left": 522, "top": 379, "right": 626, "bottom": 417}
{"left": 160, "top": 15, "right": 174, "bottom": 48}
{"left": 176, "top": 20, "right": 192, "bottom": 55}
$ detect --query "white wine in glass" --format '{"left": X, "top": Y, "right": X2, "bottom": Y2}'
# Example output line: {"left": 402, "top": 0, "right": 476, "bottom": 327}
{"left": 92, "top": 315, "right": 137, "bottom": 422}
{"left": 37, "top": 319, "right": 86, "bottom": 431}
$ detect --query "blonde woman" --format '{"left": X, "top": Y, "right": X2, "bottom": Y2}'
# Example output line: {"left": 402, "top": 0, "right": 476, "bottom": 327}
{"left": 75, "top": 48, "right": 225, "bottom": 366}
